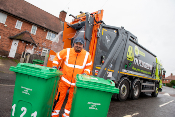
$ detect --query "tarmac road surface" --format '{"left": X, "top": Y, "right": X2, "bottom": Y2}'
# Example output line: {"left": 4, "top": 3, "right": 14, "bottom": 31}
{"left": 108, "top": 87, "right": 175, "bottom": 117}
{"left": 0, "top": 58, "right": 175, "bottom": 117}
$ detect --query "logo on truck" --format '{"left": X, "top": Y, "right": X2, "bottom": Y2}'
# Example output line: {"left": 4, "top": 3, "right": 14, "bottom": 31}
{"left": 133, "top": 58, "right": 152, "bottom": 70}
{"left": 127, "top": 45, "right": 152, "bottom": 71}
{"left": 127, "top": 46, "right": 134, "bottom": 61}
{"left": 134, "top": 46, "right": 145, "bottom": 57}
{"left": 135, "top": 46, "right": 139, "bottom": 56}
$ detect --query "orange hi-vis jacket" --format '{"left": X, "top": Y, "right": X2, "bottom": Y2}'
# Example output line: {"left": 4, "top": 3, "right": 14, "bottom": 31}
{"left": 52, "top": 48, "right": 92, "bottom": 87}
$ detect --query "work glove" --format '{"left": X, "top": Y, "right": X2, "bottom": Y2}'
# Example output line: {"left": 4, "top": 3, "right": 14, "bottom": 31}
{"left": 57, "top": 70, "right": 63, "bottom": 75}
{"left": 52, "top": 66, "right": 57, "bottom": 69}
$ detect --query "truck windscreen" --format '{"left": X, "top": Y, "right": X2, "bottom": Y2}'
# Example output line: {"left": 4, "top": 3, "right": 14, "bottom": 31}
{"left": 100, "top": 28, "right": 118, "bottom": 52}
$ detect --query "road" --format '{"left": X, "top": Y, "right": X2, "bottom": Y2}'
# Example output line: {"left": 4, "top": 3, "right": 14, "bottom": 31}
{"left": 107, "top": 86, "right": 175, "bottom": 117}
{"left": 0, "top": 69, "right": 175, "bottom": 117}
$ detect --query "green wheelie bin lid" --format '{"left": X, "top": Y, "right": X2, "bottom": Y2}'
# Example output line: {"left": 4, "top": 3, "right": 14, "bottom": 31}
{"left": 75, "top": 74, "right": 119, "bottom": 94}
{"left": 10, "top": 63, "right": 62, "bottom": 79}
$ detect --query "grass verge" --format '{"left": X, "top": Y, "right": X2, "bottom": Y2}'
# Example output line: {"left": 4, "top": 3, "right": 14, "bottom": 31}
{"left": 0, "top": 56, "right": 19, "bottom": 64}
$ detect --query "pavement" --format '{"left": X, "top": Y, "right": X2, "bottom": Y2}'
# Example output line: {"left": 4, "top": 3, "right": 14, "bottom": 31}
{"left": 0, "top": 57, "right": 18, "bottom": 74}
{"left": 0, "top": 57, "right": 17, "bottom": 117}
{"left": 0, "top": 58, "right": 17, "bottom": 86}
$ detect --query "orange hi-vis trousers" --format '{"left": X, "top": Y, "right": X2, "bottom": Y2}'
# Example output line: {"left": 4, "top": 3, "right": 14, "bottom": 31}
{"left": 52, "top": 80, "right": 75, "bottom": 117}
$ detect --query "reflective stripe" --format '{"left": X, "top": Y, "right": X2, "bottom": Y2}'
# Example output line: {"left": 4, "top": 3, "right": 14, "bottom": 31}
{"left": 82, "top": 52, "right": 89, "bottom": 67}
{"left": 62, "top": 76, "right": 75, "bottom": 86}
{"left": 52, "top": 110, "right": 60, "bottom": 116}
{"left": 63, "top": 113, "right": 69, "bottom": 117}
{"left": 86, "top": 61, "right": 92, "bottom": 66}
{"left": 53, "top": 61, "right": 59, "bottom": 65}
{"left": 66, "top": 48, "right": 70, "bottom": 63}
{"left": 64, "top": 109, "right": 70, "bottom": 114}
{"left": 64, "top": 61, "right": 84, "bottom": 69}
{"left": 57, "top": 52, "right": 62, "bottom": 60}
{"left": 65, "top": 49, "right": 89, "bottom": 69}
{"left": 84, "top": 69, "right": 90, "bottom": 74}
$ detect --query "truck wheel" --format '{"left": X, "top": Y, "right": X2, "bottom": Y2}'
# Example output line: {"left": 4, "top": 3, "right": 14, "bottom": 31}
{"left": 151, "top": 83, "right": 159, "bottom": 97}
{"left": 118, "top": 80, "right": 129, "bottom": 101}
{"left": 131, "top": 81, "right": 140, "bottom": 100}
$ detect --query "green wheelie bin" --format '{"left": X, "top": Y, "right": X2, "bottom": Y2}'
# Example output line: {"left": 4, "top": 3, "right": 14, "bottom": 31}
{"left": 32, "top": 59, "right": 44, "bottom": 65}
{"left": 9, "top": 63, "right": 62, "bottom": 117}
{"left": 70, "top": 74, "right": 119, "bottom": 117}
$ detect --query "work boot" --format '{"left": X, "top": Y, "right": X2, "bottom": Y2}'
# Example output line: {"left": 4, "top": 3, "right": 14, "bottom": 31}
{"left": 52, "top": 110, "right": 60, "bottom": 117}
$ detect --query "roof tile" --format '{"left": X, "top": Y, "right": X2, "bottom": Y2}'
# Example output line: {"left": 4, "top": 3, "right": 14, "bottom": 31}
{"left": 0, "top": 0, "right": 63, "bottom": 33}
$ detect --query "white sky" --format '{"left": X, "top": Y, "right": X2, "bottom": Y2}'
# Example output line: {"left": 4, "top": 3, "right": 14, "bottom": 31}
{"left": 25, "top": 0, "right": 175, "bottom": 77}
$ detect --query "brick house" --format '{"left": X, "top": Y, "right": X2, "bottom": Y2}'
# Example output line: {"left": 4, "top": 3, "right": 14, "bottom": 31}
{"left": 0, "top": 0, "right": 66, "bottom": 59}
{"left": 162, "top": 73, "right": 175, "bottom": 84}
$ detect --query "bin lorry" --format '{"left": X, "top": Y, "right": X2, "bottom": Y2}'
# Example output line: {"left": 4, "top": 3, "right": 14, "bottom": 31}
{"left": 47, "top": 10, "right": 166, "bottom": 101}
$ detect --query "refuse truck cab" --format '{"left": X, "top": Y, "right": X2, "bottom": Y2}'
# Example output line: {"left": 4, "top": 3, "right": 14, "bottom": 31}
{"left": 155, "top": 58, "right": 166, "bottom": 92}
{"left": 49, "top": 10, "right": 166, "bottom": 101}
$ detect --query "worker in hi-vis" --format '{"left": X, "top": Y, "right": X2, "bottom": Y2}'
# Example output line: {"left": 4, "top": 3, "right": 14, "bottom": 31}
{"left": 52, "top": 37, "right": 92, "bottom": 117}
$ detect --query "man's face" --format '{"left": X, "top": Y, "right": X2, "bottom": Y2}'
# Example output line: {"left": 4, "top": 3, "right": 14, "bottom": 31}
{"left": 74, "top": 42, "right": 83, "bottom": 53}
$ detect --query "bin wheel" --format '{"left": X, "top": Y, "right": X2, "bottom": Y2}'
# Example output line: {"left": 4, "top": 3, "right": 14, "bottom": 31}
{"left": 118, "top": 79, "right": 129, "bottom": 101}
{"left": 151, "top": 83, "right": 159, "bottom": 97}
{"left": 131, "top": 81, "right": 141, "bottom": 100}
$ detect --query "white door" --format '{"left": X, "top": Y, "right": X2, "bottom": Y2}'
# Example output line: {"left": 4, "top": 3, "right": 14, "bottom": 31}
{"left": 8, "top": 40, "right": 19, "bottom": 58}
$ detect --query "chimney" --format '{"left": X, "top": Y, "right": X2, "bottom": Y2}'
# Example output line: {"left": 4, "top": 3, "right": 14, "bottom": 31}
{"left": 171, "top": 73, "right": 173, "bottom": 78}
{"left": 59, "top": 10, "right": 67, "bottom": 22}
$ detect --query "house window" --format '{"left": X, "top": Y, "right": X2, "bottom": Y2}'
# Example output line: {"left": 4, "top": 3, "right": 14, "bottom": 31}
{"left": 46, "top": 31, "right": 56, "bottom": 41}
{"left": 15, "top": 20, "right": 23, "bottom": 30}
{"left": 41, "top": 48, "right": 49, "bottom": 56}
{"left": 46, "top": 32, "right": 51, "bottom": 39}
{"left": 0, "top": 12, "right": 7, "bottom": 24}
{"left": 31, "top": 25, "right": 37, "bottom": 35}
{"left": 51, "top": 33, "right": 56, "bottom": 40}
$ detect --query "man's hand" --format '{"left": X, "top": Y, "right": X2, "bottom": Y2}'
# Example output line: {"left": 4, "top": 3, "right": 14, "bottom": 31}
{"left": 56, "top": 70, "right": 63, "bottom": 75}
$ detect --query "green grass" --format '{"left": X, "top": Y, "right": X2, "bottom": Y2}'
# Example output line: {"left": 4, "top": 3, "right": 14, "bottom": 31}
{"left": 0, "top": 56, "right": 20, "bottom": 64}
{"left": 0, "top": 56, "right": 8, "bottom": 60}
{"left": 0, "top": 70, "right": 5, "bottom": 73}
{"left": 11, "top": 59, "right": 20, "bottom": 64}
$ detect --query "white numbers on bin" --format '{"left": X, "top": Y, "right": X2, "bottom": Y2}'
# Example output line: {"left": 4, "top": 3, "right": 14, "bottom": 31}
{"left": 31, "top": 111, "right": 37, "bottom": 117}
{"left": 20, "top": 107, "right": 27, "bottom": 117}
{"left": 11, "top": 104, "right": 37, "bottom": 117}
{"left": 12, "top": 104, "right": 16, "bottom": 116}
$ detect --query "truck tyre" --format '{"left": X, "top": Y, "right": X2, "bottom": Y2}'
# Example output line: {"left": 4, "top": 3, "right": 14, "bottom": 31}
{"left": 131, "top": 81, "right": 141, "bottom": 100}
{"left": 118, "top": 80, "right": 129, "bottom": 101}
{"left": 151, "top": 83, "right": 159, "bottom": 97}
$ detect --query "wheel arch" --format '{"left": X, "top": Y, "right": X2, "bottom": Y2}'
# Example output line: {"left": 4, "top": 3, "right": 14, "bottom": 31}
{"left": 132, "top": 78, "right": 141, "bottom": 88}
{"left": 118, "top": 77, "right": 131, "bottom": 89}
